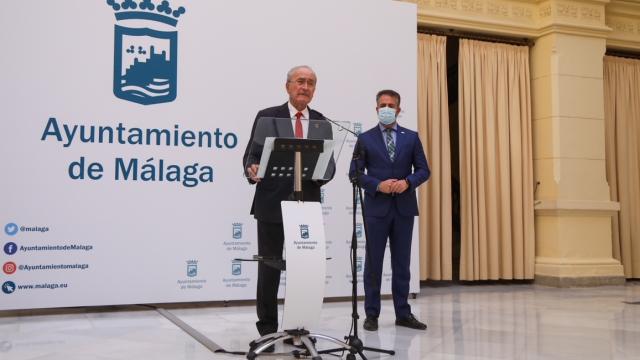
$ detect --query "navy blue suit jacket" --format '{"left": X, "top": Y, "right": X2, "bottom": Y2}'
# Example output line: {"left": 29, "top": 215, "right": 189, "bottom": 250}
{"left": 349, "top": 124, "right": 430, "bottom": 217}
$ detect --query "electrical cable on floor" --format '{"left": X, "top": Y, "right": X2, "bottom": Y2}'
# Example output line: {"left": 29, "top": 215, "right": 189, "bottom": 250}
{"left": 146, "top": 305, "right": 247, "bottom": 355}
{"left": 144, "top": 305, "right": 343, "bottom": 358}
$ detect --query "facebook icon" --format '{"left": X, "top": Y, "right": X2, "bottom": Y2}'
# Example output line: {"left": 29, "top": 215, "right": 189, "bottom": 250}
{"left": 3, "top": 242, "right": 17, "bottom": 256}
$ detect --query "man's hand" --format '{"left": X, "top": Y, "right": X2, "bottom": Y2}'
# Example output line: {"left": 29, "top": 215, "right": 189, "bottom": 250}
{"left": 247, "top": 164, "right": 261, "bottom": 182}
{"left": 378, "top": 179, "right": 398, "bottom": 194}
{"left": 390, "top": 179, "right": 409, "bottom": 194}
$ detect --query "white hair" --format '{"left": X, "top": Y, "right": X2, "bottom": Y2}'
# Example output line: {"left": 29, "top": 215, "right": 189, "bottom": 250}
{"left": 286, "top": 65, "right": 316, "bottom": 82}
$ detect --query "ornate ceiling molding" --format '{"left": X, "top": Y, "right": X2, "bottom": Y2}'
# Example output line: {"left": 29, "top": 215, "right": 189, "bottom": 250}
{"left": 605, "top": 0, "right": 640, "bottom": 50}
{"left": 402, "top": 0, "right": 640, "bottom": 44}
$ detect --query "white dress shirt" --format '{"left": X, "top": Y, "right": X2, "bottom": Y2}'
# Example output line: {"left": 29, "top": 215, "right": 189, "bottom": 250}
{"left": 288, "top": 102, "right": 310, "bottom": 139}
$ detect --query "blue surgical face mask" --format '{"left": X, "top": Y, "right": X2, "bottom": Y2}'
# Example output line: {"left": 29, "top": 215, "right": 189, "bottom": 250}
{"left": 378, "top": 107, "right": 397, "bottom": 125}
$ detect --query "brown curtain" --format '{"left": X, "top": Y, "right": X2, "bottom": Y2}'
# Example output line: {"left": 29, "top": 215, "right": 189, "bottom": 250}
{"left": 604, "top": 56, "right": 640, "bottom": 278}
{"left": 458, "top": 39, "right": 535, "bottom": 280}
{"left": 417, "top": 34, "right": 452, "bottom": 280}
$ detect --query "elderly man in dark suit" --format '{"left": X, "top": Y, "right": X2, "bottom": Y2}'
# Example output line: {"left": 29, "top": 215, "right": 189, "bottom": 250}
{"left": 243, "top": 65, "right": 335, "bottom": 342}
{"left": 349, "top": 89, "right": 430, "bottom": 332}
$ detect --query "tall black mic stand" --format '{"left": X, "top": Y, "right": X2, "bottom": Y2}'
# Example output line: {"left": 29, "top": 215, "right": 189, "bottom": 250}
{"left": 319, "top": 138, "right": 395, "bottom": 360}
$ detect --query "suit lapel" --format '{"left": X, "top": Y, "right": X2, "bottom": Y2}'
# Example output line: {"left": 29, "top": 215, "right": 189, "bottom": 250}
{"left": 274, "top": 103, "right": 293, "bottom": 137}
{"left": 371, "top": 125, "right": 407, "bottom": 163}
{"left": 308, "top": 120, "right": 320, "bottom": 139}
{"left": 394, "top": 125, "right": 405, "bottom": 161}
{"left": 307, "top": 108, "right": 326, "bottom": 139}
{"left": 371, "top": 126, "right": 393, "bottom": 163}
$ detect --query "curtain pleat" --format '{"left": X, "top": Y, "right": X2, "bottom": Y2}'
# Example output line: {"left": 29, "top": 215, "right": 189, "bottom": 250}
{"left": 604, "top": 56, "right": 640, "bottom": 278}
{"left": 458, "top": 39, "right": 535, "bottom": 280}
{"left": 417, "top": 34, "right": 452, "bottom": 280}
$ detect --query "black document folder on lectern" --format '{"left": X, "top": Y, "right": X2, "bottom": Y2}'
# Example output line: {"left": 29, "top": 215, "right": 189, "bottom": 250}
{"left": 243, "top": 117, "right": 348, "bottom": 182}
{"left": 258, "top": 137, "right": 332, "bottom": 180}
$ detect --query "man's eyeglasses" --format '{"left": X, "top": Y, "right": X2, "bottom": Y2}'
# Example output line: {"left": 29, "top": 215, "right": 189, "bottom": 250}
{"left": 290, "top": 78, "right": 316, "bottom": 87}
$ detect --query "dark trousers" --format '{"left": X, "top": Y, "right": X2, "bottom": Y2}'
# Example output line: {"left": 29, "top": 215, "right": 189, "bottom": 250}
{"left": 363, "top": 211, "right": 414, "bottom": 319}
{"left": 255, "top": 220, "right": 284, "bottom": 336}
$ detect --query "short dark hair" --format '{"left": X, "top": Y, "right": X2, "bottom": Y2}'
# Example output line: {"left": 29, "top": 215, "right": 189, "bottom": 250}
{"left": 376, "top": 89, "right": 401, "bottom": 106}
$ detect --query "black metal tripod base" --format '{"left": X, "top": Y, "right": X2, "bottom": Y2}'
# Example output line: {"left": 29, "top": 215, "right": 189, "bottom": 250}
{"left": 247, "top": 328, "right": 353, "bottom": 360}
{"left": 323, "top": 173, "right": 396, "bottom": 360}
{"left": 318, "top": 335, "right": 395, "bottom": 359}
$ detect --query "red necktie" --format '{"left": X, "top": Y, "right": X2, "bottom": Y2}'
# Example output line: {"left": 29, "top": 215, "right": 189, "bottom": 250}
{"left": 294, "top": 112, "right": 303, "bottom": 138}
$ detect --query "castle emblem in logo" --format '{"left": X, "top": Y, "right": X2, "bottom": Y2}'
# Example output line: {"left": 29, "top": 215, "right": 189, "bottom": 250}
{"left": 107, "top": 0, "right": 186, "bottom": 105}
{"left": 299, "top": 225, "right": 310, "bottom": 239}
{"left": 186, "top": 260, "right": 198, "bottom": 277}
{"left": 353, "top": 122, "right": 362, "bottom": 136}
{"left": 232, "top": 223, "right": 243, "bottom": 240}
{"left": 231, "top": 260, "right": 242, "bottom": 276}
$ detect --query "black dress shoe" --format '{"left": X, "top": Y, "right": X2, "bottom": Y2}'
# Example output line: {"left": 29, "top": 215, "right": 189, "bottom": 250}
{"left": 363, "top": 316, "right": 378, "bottom": 331}
{"left": 395, "top": 313, "right": 427, "bottom": 330}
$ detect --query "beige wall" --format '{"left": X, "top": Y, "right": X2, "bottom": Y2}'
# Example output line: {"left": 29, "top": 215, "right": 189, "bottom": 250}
{"left": 406, "top": 0, "right": 640, "bottom": 285}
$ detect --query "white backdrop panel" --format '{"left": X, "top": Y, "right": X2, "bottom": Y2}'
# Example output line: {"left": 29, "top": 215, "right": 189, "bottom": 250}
{"left": 0, "top": 0, "right": 418, "bottom": 310}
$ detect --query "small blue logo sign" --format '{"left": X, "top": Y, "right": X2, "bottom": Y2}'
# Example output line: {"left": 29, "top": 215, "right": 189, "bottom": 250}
{"left": 356, "top": 223, "right": 363, "bottom": 238}
{"left": 2, "top": 281, "right": 16, "bottom": 295}
{"left": 186, "top": 260, "right": 198, "bottom": 277}
{"left": 354, "top": 122, "right": 362, "bottom": 136}
{"left": 231, "top": 260, "right": 241, "bottom": 276}
{"left": 299, "top": 224, "right": 310, "bottom": 239}
{"left": 232, "top": 223, "right": 243, "bottom": 239}
{"left": 4, "top": 223, "right": 18, "bottom": 236}
{"left": 107, "top": 0, "right": 186, "bottom": 105}
{"left": 3, "top": 242, "right": 17, "bottom": 256}
{"left": 356, "top": 257, "right": 363, "bottom": 272}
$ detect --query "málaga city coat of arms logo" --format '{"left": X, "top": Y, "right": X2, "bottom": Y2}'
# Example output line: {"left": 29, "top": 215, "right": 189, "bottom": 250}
{"left": 107, "top": 0, "right": 186, "bottom": 105}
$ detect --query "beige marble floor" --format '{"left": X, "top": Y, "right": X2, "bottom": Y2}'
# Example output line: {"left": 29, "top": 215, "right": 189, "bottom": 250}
{"left": 1, "top": 283, "right": 639, "bottom": 359}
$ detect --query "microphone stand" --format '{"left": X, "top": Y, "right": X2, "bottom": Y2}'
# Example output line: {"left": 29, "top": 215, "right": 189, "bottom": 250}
{"left": 323, "top": 116, "right": 354, "bottom": 135}
{"left": 318, "top": 129, "right": 395, "bottom": 360}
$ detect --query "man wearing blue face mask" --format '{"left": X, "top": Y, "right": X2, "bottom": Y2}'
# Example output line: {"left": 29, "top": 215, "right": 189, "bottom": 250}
{"left": 349, "top": 89, "right": 430, "bottom": 331}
